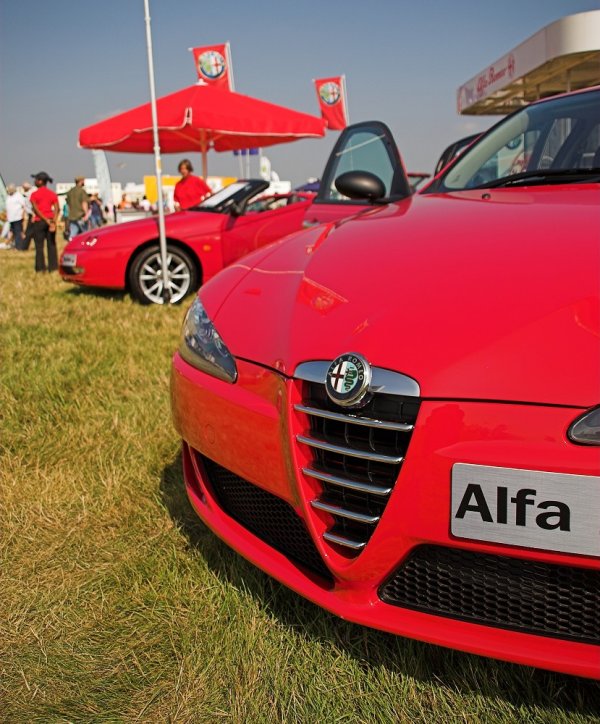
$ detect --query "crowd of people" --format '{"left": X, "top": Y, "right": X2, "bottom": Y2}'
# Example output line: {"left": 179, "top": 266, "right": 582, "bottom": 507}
{"left": 2, "top": 159, "right": 212, "bottom": 273}
{"left": 1, "top": 172, "right": 107, "bottom": 272}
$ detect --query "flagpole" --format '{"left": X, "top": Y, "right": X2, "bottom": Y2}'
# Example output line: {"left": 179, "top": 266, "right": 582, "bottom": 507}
{"left": 143, "top": 0, "right": 170, "bottom": 302}
{"left": 341, "top": 74, "right": 350, "bottom": 124}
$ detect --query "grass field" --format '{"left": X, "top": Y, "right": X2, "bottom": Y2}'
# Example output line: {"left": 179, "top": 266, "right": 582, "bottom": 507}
{"left": 1, "top": 240, "right": 599, "bottom": 722}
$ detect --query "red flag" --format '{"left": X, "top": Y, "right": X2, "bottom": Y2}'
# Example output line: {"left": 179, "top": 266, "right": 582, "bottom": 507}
{"left": 314, "top": 76, "right": 348, "bottom": 130}
{"left": 191, "top": 43, "right": 234, "bottom": 91}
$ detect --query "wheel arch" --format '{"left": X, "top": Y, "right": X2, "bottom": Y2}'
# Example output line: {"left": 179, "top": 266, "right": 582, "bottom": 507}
{"left": 125, "top": 237, "right": 203, "bottom": 291}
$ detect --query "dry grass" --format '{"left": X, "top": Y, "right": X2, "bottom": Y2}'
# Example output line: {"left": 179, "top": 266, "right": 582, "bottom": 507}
{"left": 1, "top": 241, "right": 599, "bottom": 721}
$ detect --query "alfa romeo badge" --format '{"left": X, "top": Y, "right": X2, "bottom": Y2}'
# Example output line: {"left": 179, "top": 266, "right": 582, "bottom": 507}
{"left": 325, "top": 353, "right": 371, "bottom": 407}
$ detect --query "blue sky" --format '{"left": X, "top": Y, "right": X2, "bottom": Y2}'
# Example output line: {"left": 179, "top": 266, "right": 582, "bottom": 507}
{"left": 1, "top": 0, "right": 599, "bottom": 187}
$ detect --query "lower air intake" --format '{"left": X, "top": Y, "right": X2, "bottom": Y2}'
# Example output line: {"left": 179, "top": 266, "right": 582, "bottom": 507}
{"left": 201, "top": 455, "right": 333, "bottom": 584}
{"left": 379, "top": 545, "right": 600, "bottom": 645}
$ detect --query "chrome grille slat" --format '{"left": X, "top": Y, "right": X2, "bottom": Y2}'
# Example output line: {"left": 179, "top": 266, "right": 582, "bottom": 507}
{"left": 323, "top": 531, "right": 366, "bottom": 550}
{"left": 302, "top": 467, "right": 392, "bottom": 496}
{"left": 294, "top": 404, "right": 414, "bottom": 432}
{"left": 296, "top": 434, "right": 403, "bottom": 464}
{"left": 295, "top": 370, "right": 420, "bottom": 556}
{"left": 311, "top": 499, "right": 380, "bottom": 524}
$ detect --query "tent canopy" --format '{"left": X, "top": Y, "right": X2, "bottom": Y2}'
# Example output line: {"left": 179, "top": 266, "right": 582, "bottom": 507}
{"left": 457, "top": 10, "right": 600, "bottom": 115}
{"left": 79, "top": 83, "right": 326, "bottom": 154}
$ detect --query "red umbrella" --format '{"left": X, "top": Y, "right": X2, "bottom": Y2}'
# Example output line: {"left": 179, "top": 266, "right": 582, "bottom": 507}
{"left": 79, "top": 83, "right": 326, "bottom": 174}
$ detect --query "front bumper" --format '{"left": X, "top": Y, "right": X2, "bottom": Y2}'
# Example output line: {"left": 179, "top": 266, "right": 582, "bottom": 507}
{"left": 171, "top": 353, "right": 600, "bottom": 679}
{"left": 59, "top": 245, "right": 130, "bottom": 288}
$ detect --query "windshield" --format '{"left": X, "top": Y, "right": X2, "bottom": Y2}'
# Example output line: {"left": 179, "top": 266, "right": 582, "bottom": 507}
{"left": 436, "top": 89, "right": 600, "bottom": 191}
{"left": 195, "top": 182, "right": 250, "bottom": 212}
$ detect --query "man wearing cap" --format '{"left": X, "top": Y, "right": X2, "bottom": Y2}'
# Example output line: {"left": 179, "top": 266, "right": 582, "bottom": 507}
{"left": 66, "top": 176, "right": 90, "bottom": 239}
{"left": 30, "top": 172, "right": 60, "bottom": 272}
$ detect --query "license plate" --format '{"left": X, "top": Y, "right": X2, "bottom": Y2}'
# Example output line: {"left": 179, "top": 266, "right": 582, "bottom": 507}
{"left": 451, "top": 463, "right": 600, "bottom": 557}
{"left": 61, "top": 253, "right": 77, "bottom": 267}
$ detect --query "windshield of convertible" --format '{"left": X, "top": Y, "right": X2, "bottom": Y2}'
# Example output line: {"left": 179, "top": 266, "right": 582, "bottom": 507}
{"left": 434, "top": 89, "right": 600, "bottom": 191}
{"left": 193, "top": 182, "right": 249, "bottom": 213}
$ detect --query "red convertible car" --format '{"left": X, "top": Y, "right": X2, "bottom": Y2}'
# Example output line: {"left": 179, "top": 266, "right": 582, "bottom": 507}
{"left": 59, "top": 184, "right": 316, "bottom": 304}
{"left": 171, "top": 87, "right": 600, "bottom": 678}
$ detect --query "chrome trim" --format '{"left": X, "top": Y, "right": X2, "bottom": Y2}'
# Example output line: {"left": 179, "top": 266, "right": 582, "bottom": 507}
{"left": 294, "top": 404, "right": 413, "bottom": 432}
{"left": 311, "top": 499, "right": 380, "bottom": 524}
{"left": 302, "top": 467, "right": 392, "bottom": 496}
{"left": 294, "top": 361, "right": 330, "bottom": 384}
{"left": 296, "top": 435, "right": 403, "bottom": 464}
{"left": 323, "top": 531, "right": 366, "bottom": 550}
{"left": 294, "top": 360, "right": 420, "bottom": 397}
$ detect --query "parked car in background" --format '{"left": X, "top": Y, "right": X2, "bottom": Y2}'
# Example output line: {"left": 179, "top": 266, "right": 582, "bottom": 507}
{"left": 59, "top": 183, "right": 315, "bottom": 304}
{"left": 171, "top": 86, "right": 600, "bottom": 678}
{"left": 433, "top": 132, "right": 481, "bottom": 175}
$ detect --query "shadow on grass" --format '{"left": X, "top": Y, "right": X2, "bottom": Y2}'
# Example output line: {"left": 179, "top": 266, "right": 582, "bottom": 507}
{"left": 65, "top": 286, "right": 130, "bottom": 303}
{"left": 160, "top": 453, "right": 600, "bottom": 715}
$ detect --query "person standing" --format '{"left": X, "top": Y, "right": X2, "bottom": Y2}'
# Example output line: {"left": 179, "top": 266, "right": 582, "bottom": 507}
{"left": 66, "top": 176, "right": 90, "bottom": 238}
{"left": 173, "top": 159, "right": 211, "bottom": 210}
{"left": 30, "top": 172, "right": 60, "bottom": 272}
{"left": 21, "top": 181, "right": 34, "bottom": 250}
{"left": 89, "top": 194, "right": 105, "bottom": 228}
{"left": 5, "top": 184, "right": 27, "bottom": 250}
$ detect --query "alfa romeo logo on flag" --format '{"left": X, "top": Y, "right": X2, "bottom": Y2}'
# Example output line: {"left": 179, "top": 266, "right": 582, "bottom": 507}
{"left": 326, "top": 353, "right": 371, "bottom": 407}
{"left": 319, "top": 82, "right": 341, "bottom": 106}
{"left": 198, "top": 50, "right": 226, "bottom": 80}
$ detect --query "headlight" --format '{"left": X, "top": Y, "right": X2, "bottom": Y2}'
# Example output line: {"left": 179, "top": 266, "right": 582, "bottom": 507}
{"left": 179, "top": 297, "right": 237, "bottom": 383}
{"left": 568, "top": 406, "right": 600, "bottom": 445}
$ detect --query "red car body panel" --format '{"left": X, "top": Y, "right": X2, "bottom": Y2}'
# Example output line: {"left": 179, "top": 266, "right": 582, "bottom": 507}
{"left": 206, "top": 189, "right": 600, "bottom": 407}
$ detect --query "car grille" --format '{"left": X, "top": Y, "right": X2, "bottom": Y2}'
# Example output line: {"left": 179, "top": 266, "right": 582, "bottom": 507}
{"left": 295, "top": 373, "right": 420, "bottom": 554}
{"left": 200, "top": 455, "right": 333, "bottom": 584}
{"left": 379, "top": 545, "right": 600, "bottom": 645}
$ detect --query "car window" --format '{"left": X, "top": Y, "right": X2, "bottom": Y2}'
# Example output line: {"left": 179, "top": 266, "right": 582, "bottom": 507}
{"left": 321, "top": 127, "right": 397, "bottom": 201}
{"left": 198, "top": 182, "right": 249, "bottom": 209}
{"left": 438, "top": 89, "right": 600, "bottom": 190}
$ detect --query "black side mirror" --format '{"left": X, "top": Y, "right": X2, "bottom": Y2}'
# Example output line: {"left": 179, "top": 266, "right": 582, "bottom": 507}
{"left": 229, "top": 202, "right": 243, "bottom": 217}
{"left": 334, "top": 171, "right": 386, "bottom": 202}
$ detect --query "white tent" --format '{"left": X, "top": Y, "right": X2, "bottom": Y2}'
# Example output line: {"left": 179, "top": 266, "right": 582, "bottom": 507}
{"left": 457, "top": 10, "right": 600, "bottom": 115}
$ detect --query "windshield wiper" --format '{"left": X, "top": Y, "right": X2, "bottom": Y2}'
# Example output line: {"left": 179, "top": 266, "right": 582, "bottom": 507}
{"left": 475, "top": 168, "right": 600, "bottom": 189}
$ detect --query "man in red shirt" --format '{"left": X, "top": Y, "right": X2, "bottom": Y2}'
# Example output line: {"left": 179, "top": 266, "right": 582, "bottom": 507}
{"left": 30, "top": 172, "right": 60, "bottom": 272}
{"left": 173, "top": 159, "right": 211, "bottom": 210}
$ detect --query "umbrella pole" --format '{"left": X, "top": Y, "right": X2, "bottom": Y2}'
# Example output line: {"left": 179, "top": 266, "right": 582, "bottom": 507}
{"left": 143, "top": 0, "right": 170, "bottom": 303}
{"left": 200, "top": 130, "right": 208, "bottom": 180}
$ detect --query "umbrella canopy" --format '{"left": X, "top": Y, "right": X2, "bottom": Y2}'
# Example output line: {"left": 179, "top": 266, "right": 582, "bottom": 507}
{"left": 79, "top": 83, "right": 326, "bottom": 154}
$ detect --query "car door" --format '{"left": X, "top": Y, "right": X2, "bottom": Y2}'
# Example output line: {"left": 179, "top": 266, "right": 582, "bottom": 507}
{"left": 303, "top": 120, "right": 412, "bottom": 227}
{"left": 220, "top": 194, "right": 314, "bottom": 267}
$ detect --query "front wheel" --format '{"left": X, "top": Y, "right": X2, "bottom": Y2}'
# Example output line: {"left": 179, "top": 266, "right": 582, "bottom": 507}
{"left": 129, "top": 244, "right": 198, "bottom": 305}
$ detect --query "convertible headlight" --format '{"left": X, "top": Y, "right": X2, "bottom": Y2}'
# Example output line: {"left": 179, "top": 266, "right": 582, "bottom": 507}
{"left": 568, "top": 406, "right": 600, "bottom": 445}
{"left": 179, "top": 297, "right": 238, "bottom": 383}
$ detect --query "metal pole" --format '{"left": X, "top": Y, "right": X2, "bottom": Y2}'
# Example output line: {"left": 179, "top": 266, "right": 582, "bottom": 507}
{"left": 143, "top": 0, "right": 170, "bottom": 302}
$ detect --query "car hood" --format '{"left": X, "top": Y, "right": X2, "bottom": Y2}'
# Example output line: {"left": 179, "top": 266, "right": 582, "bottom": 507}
{"left": 208, "top": 187, "right": 600, "bottom": 407}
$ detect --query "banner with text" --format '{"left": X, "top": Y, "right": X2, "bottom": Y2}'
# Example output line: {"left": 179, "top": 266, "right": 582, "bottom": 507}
{"left": 191, "top": 42, "right": 234, "bottom": 91}
{"left": 314, "top": 76, "right": 348, "bottom": 130}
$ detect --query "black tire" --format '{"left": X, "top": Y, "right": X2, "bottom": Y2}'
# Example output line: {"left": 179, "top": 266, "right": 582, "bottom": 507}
{"left": 129, "top": 243, "right": 199, "bottom": 305}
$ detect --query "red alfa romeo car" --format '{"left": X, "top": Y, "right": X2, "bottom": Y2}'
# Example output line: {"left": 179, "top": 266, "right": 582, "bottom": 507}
{"left": 59, "top": 184, "right": 316, "bottom": 304}
{"left": 171, "top": 87, "right": 600, "bottom": 678}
